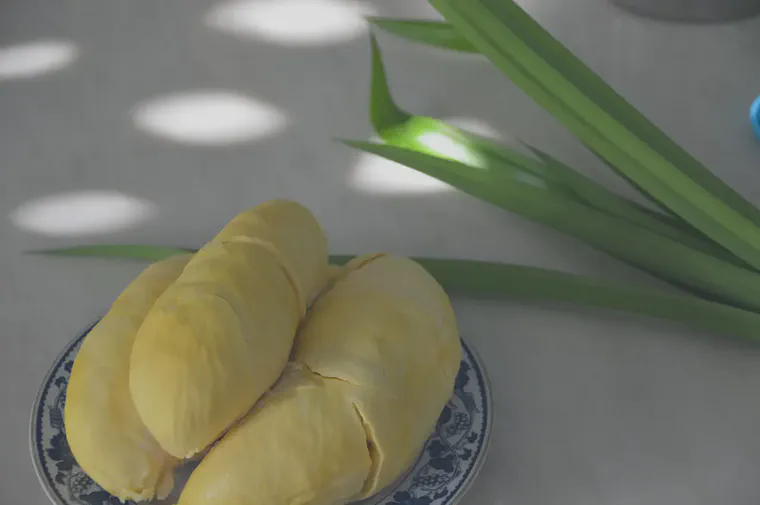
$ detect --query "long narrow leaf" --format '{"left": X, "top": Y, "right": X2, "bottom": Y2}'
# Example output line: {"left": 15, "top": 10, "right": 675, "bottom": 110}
{"left": 344, "top": 140, "right": 760, "bottom": 311}
{"left": 467, "top": 0, "right": 760, "bottom": 229}
{"left": 369, "top": 18, "right": 477, "bottom": 53}
{"left": 369, "top": 18, "right": 679, "bottom": 222}
{"left": 369, "top": 35, "right": 410, "bottom": 132}
{"left": 417, "top": 258, "right": 760, "bottom": 342}
{"left": 497, "top": 144, "right": 676, "bottom": 227}
{"left": 365, "top": 34, "right": 745, "bottom": 268}
{"left": 521, "top": 146, "right": 746, "bottom": 267}
{"left": 429, "top": 0, "right": 760, "bottom": 269}
{"left": 478, "top": 140, "right": 735, "bottom": 259}
{"left": 372, "top": 13, "right": 760, "bottom": 234}
{"left": 29, "top": 244, "right": 194, "bottom": 261}
{"left": 28, "top": 245, "right": 760, "bottom": 342}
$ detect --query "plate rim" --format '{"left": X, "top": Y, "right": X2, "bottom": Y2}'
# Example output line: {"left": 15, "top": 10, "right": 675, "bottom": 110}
{"left": 29, "top": 320, "right": 98, "bottom": 505}
{"left": 445, "top": 338, "right": 493, "bottom": 505}
{"left": 29, "top": 322, "right": 493, "bottom": 505}
{"left": 356, "top": 338, "right": 494, "bottom": 505}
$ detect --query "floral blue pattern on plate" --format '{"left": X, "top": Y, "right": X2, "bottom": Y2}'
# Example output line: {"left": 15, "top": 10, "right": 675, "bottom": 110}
{"left": 30, "top": 322, "right": 492, "bottom": 505}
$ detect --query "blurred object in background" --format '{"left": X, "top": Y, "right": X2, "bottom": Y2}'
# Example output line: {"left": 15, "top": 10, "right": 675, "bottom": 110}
{"left": 609, "top": 0, "right": 760, "bottom": 22}
{"left": 750, "top": 95, "right": 760, "bottom": 142}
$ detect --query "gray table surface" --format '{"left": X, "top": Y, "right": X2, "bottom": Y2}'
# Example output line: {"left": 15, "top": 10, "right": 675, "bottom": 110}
{"left": 4, "top": 0, "right": 760, "bottom": 503}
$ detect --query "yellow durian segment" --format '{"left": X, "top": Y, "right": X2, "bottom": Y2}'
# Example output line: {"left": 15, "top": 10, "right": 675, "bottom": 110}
{"left": 310, "top": 264, "right": 348, "bottom": 301}
{"left": 64, "top": 254, "right": 192, "bottom": 502}
{"left": 177, "top": 365, "right": 372, "bottom": 505}
{"left": 293, "top": 253, "right": 461, "bottom": 496}
{"left": 129, "top": 199, "right": 328, "bottom": 459}
{"left": 324, "top": 264, "right": 346, "bottom": 285}
{"left": 176, "top": 253, "right": 460, "bottom": 505}
{"left": 213, "top": 198, "right": 329, "bottom": 306}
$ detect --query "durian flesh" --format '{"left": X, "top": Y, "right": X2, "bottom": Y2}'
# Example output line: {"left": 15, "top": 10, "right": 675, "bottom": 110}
{"left": 294, "top": 253, "right": 462, "bottom": 497}
{"left": 176, "top": 253, "right": 461, "bottom": 505}
{"left": 129, "top": 199, "right": 328, "bottom": 459}
{"left": 64, "top": 200, "right": 460, "bottom": 505}
{"left": 177, "top": 365, "right": 373, "bottom": 505}
{"left": 64, "top": 254, "right": 192, "bottom": 502}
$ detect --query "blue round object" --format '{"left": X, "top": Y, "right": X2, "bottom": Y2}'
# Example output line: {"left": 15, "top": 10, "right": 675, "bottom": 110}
{"left": 751, "top": 95, "right": 760, "bottom": 141}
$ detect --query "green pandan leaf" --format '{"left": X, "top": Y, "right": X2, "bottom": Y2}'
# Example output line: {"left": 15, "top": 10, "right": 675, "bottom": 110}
{"left": 443, "top": 0, "right": 760, "bottom": 229}
{"left": 29, "top": 244, "right": 194, "bottom": 261}
{"left": 343, "top": 139, "right": 760, "bottom": 312}
{"left": 521, "top": 145, "right": 743, "bottom": 267}
{"left": 28, "top": 245, "right": 760, "bottom": 342}
{"left": 363, "top": 32, "right": 752, "bottom": 278}
{"left": 367, "top": 30, "right": 729, "bottom": 253}
{"left": 369, "top": 18, "right": 477, "bottom": 53}
{"left": 369, "top": 34, "right": 411, "bottom": 133}
{"left": 368, "top": 14, "right": 691, "bottom": 225}
{"left": 428, "top": 0, "right": 760, "bottom": 270}
{"left": 417, "top": 258, "right": 760, "bottom": 342}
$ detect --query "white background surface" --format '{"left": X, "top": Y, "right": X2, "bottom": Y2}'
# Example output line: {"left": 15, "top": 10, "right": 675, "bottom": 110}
{"left": 4, "top": 0, "right": 760, "bottom": 503}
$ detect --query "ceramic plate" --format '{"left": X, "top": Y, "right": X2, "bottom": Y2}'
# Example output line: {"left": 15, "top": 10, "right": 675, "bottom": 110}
{"left": 31, "top": 322, "right": 492, "bottom": 505}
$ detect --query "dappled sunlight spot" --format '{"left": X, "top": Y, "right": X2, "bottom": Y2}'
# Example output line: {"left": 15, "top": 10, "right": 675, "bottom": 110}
{"left": 416, "top": 131, "right": 485, "bottom": 167}
{"left": 205, "top": 0, "right": 375, "bottom": 46}
{"left": 445, "top": 117, "right": 503, "bottom": 141}
{"left": 350, "top": 152, "right": 452, "bottom": 195}
{"left": 10, "top": 191, "right": 157, "bottom": 237}
{"left": 0, "top": 40, "right": 77, "bottom": 81}
{"left": 133, "top": 91, "right": 288, "bottom": 145}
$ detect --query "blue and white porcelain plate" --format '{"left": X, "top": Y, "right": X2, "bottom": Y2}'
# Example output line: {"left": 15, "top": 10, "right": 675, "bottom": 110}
{"left": 30, "top": 323, "right": 492, "bottom": 505}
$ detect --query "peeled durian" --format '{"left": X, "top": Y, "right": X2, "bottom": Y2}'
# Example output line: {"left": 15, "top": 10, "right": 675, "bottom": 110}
{"left": 294, "top": 253, "right": 461, "bottom": 496}
{"left": 64, "top": 254, "right": 192, "bottom": 502}
{"left": 64, "top": 199, "right": 460, "bottom": 505}
{"left": 177, "top": 365, "right": 373, "bottom": 505}
{"left": 176, "top": 253, "right": 461, "bottom": 505}
{"left": 129, "top": 199, "right": 328, "bottom": 459}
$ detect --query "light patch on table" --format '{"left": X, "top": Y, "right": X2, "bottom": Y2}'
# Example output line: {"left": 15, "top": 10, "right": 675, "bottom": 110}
{"left": 132, "top": 90, "right": 288, "bottom": 146}
{"left": 10, "top": 191, "right": 157, "bottom": 236}
{"left": 350, "top": 152, "right": 452, "bottom": 194}
{"left": 415, "top": 131, "right": 486, "bottom": 167}
{"left": 205, "top": 0, "right": 375, "bottom": 46}
{"left": 444, "top": 117, "right": 503, "bottom": 141}
{"left": 0, "top": 40, "right": 77, "bottom": 81}
{"left": 348, "top": 127, "right": 495, "bottom": 194}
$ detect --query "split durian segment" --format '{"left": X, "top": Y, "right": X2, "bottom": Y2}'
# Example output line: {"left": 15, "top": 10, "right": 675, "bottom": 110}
{"left": 177, "top": 365, "right": 373, "bottom": 505}
{"left": 293, "top": 254, "right": 461, "bottom": 496}
{"left": 64, "top": 254, "right": 192, "bottom": 502}
{"left": 129, "top": 199, "right": 328, "bottom": 459}
{"left": 177, "top": 253, "right": 460, "bottom": 505}
{"left": 212, "top": 199, "right": 329, "bottom": 307}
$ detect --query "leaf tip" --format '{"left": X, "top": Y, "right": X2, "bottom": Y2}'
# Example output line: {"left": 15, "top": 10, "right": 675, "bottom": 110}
{"left": 367, "top": 33, "right": 410, "bottom": 134}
